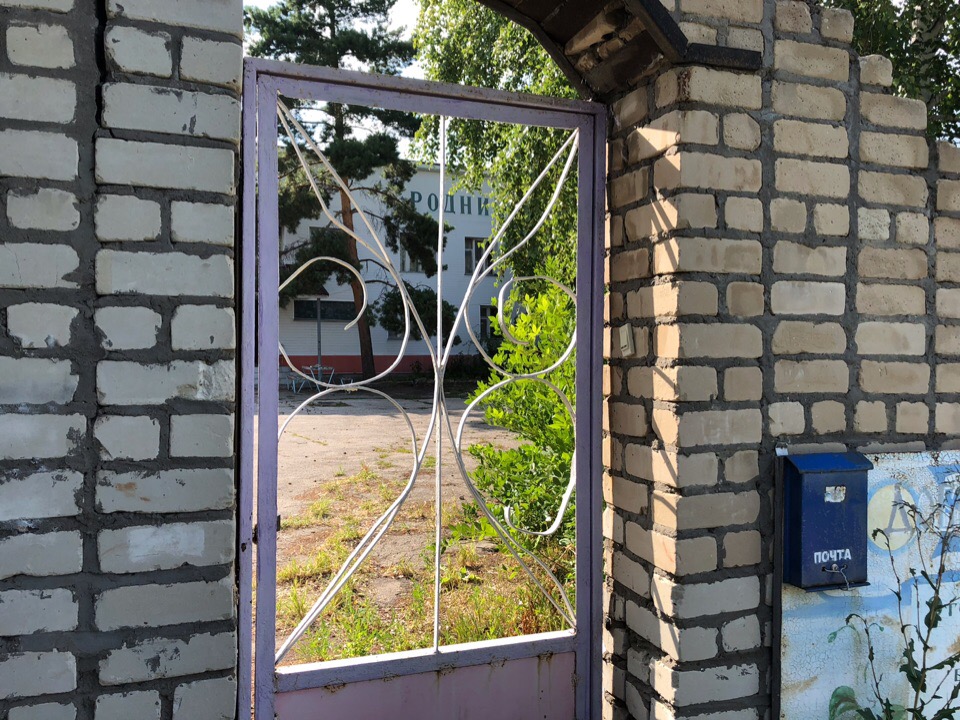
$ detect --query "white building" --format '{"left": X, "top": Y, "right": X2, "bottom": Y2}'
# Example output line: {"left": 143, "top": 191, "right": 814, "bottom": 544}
{"left": 279, "top": 166, "right": 498, "bottom": 376}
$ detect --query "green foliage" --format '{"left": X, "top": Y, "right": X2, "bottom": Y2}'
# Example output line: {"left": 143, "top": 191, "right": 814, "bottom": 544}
{"left": 414, "top": 0, "right": 579, "bottom": 285}
{"left": 415, "top": 0, "right": 580, "bottom": 562}
{"left": 372, "top": 282, "right": 459, "bottom": 341}
{"left": 822, "top": 0, "right": 959, "bottom": 140}
{"left": 468, "top": 285, "right": 576, "bottom": 549}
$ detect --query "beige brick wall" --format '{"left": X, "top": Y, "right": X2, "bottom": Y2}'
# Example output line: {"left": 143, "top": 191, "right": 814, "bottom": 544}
{"left": 603, "top": 1, "right": 959, "bottom": 719}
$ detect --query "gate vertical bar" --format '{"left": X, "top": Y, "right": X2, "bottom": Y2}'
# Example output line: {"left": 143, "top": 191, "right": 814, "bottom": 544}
{"left": 255, "top": 75, "right": 281, "bottom": 720}
{"left": 238, "top": 58, "right": 259, "bottom": 720}
{"left": 574, "top": 108, "right": 606, "bottom": 720}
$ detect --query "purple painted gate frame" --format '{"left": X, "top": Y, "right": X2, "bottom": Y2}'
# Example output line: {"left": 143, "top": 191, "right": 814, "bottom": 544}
{"left": 239, "top": 57, "right": 608, "bottom": 720}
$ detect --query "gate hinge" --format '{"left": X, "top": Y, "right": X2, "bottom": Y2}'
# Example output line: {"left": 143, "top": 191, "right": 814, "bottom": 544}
{"left": 251, "top": 515, "right": 281, "bottom": 545}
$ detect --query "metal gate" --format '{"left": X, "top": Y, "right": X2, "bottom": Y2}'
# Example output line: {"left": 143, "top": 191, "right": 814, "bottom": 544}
{"left": 239, "top": 58, "right": 606, "bottom": 720}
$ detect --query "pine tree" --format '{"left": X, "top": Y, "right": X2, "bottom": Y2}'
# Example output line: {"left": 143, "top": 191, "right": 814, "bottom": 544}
{"left": 245, "top": 0, "right": 442, "bottom": 378}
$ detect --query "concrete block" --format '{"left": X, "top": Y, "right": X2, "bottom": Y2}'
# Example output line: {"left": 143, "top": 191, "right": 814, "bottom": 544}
{"left": 855, "top": 401, "right": 887, "bottom": 432}
{"left": 773, "top": 119, "right": 848, "bottom": 158}
{"left": 860, "top": 171, "right": 929, "bottom": 208}
{"left": 859, "top": 247, "right": 927, "bottom": 280}
{"left": 861, "top": 361, "right": 930, "bottom": 394}
{"left": 769, "top": 402, "right": 805, "bottom": 435}
{"left": 771, "top": 198, "right": 807, "bottom": 233}
{"left": 856, "top": 322, "right": 926, "bottom": 356}
{"left": 106, "top": 0, "right": 244, "bottom": 36}
{"left": 821, "top": 8, "right": 854, "bottom": 42}
{"left": 96, "top": 577, "right": 234, "bottom": 630}
{"left": 773, "top": 81, "right": 846, "bottom": 121}
{"left": 895, "top": 212, "right": 930, "bottom": 245}
{"left": 859, "top": 208, "right": 890, "bottom": 241}
{"left": 7, "top": 188, "right": 79, "bottom": 230}
{"left": 95, "top": 691, "right": 161, "bottom": 720}
{"left": 97, "top": 360, "right": 235, "bottom": 404}
{"left": 6, "top": 23, "right": 74, "bottom": 69}
{"left": 99, "top": 632, "right": 237, "bottom": 685}
{"left": 812, "top": 401, "right": 846, "bottom": 434}
{"left": 96, "top": 250, "right": 234, "bottom": 297}
{"left": 98, "top": 520, "right": 235, "bottom": 573}
{"left": 95, "top": 306, "right": 162, "bottom": 350}
{"left": 776, "top": 360, "right": 849, "bottom": 393}
{"left": 937, "top": 217, "right": 960, "bottom": 248}
{"left": 771, "top": 281, "right": 846, "bottom": 315}
{"left": 775, "top": 159, "right": 850, "bottom": 198}
{"left": 0, "top": 357, "right": 77, "bottom": 404}
{"left": 0, "top": 589, "right": 77, "bottom": 635}
{"left": 773, "top": 242, "right": 846, "bottom": 276}
{"left": 96, "top": 139, "right": 235, "bottom": 193}
{"left": 180, "top": 37, "right": 242, "bottom": 89}
{"left": 613, "top": 87, "right": 648, "bottom": 129}
{"left": 679, "top": 0, "right": 763, "bottom": 23}
{"left": 655, "top": 152, "right": 762, "bottom": 193}
{"left": 172, "top": 676, "right": 238, "bottom": 720}
{"left": 171, "top": 201, "right": 234, "bottom": 245}
{"left": 724, "top": 367, "right": 762, "bottom": 401}
{"left": 860, "top": 132, "right": 929, "bottom": 168}
{"left": 94, "top": 416, "right": 160, "bottom": 460}
{"left": 0, "top": 0, "right": 73, "bottom": 9}
{"left": 105, "top": 26, "right": 172, "bottom": 78}
{"left": 775, "top": 40, "right": 849, "bottom": 82}
{"left": 725, "top": 196, "right": 763, "bottom": 232}
{"left": 861, "top": 93, "right": 927, "bottom": 130}
{"left": 0, "top": 243, "right": 78, "bottom": 288}
{"left": 721, "top": 615, "right": 762, "bottom": 651}
{"left": 813, "top": 203, "right": 850, "bottom": 236}
{"left": 169, "top": 414, "right": 234, "bottom": 457}
{"left": 0, "top": 652, "right": 75, "bottom": 699}
{"left": 775, "top": 1, "right": 812, "bottom": 34}
{"left": 97, "top": 468, "right": 234, "bottom": 514}
{"left": 0, "top": 532, "right": 82, "bottom": 580}
{"left": 0, "top": 73, "right": 75, "bottom": 124}
{"left": 95, "top": 195, "right": 162, "bottom": 242}
{"left": 7, "top": 303, "right": 77, "bottom": 348}
{"left": 0, "top": 129, "right": 77, "bottom": 180}
{"left": 773, "top": 322, "right": 846, "bottom": 355}
{"left": 0, "top": 415, "right": 84, "bottom": 460}
{"left": 860, "top": 55, "right": 893, "bottom": 86}
{"left": 102, "top": 83, "right": 240, "bottom": 142}
{"left": 8, "top": 703, "right": 75, "bottom": 720}
{"left": 654, "top": 237, "right": 761, "bottom": 274}
{"left": 0, "top": 470, "right": 82, "bottom": 521}
{"left": 723, "top": 531, "right": 762, "bottom": 568}
{"left": 652, "top": 574, "right": 760, "bottom": 619}
{"left": 897, "top": 403, "right": 929, "bottom": 434}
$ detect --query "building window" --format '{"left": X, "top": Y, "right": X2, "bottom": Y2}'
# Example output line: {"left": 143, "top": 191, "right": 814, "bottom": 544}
{"left": 479, "top": 305, "right": 495, "bottom": 341}
{"left": 400, "top": 251, "right": 423, "bottom": 274}
{"left": 465, "top": 237, "right": 487, "bottom": 275}
{"left": 293, "top": 299, "right": 357, "bottom": 322}
{"left": 293, "top": 299, "right": 318, "bottom": 321}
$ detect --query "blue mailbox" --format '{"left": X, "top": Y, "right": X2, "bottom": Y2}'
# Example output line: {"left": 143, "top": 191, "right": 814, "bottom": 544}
{"left": 782, "top": 452, "right": 872, "bottom": 591}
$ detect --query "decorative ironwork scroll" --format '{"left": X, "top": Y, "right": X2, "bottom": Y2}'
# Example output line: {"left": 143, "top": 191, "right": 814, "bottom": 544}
{"left": 272, "top": 99, "right": 580, "bottom": 664}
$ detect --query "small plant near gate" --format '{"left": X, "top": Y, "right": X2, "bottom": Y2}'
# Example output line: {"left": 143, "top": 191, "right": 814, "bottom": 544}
{"left": 829, "top": 478, "right": 960, "bottom": 720}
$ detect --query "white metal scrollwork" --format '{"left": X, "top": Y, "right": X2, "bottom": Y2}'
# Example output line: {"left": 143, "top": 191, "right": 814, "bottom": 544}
{"left": 273, "top": 99, "right": 580, "bottom": 664}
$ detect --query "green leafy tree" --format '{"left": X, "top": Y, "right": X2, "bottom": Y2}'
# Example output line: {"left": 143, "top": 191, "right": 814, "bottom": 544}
{"left": 823, "top": 0, "right": 959, "bottom": 140}
{"left": 245, "top": 0, "right": 444, "bottom": 378}
{"left": 415, "top": 1, "right": 580, "bottom": 557}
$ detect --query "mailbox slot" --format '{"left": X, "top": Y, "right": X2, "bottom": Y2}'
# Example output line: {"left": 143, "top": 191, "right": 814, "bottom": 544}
{"left": 782, "top": 452, "right": 872, "bottom": 591}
